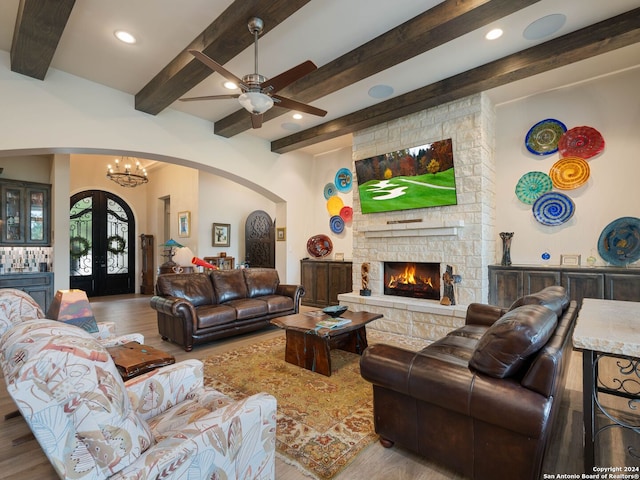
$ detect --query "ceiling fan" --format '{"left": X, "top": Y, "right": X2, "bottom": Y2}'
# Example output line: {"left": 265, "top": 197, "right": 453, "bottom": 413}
{"left": 180, "top": 16, "right": 327, "bottom": 129}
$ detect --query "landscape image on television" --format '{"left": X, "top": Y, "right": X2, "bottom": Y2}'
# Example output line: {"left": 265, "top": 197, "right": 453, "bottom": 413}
{"left": 355, "top": 138, "right": 457, "bottom": 214}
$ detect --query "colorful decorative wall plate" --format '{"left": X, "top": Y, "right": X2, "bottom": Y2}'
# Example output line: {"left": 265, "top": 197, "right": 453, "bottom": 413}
{"left": 326, "top": 196, "right": 344, "bottom": 215}
{"left": 549, "top": 156, "right": 590, "bottom": 190}
{"left": 597, "top": 217, "right": 640, "bottom": 266}
{"left": 334, "top": 168, "right": 353, "bottom": 193}
{"left": 329, "top": 215, "right": 345, "bottom": 234}
{"left": 339, "top": 206, "right": 353, "bottom": 223}
{"left": 515, "top": 171, "right": 553, "bottom": 204}
{"left": 324, "top": 182, "right": 337, "bottom": 199}
{"left": 532, "top": 192, "right": 575, "bottom": 226}
{"left": 307, "top": 234, "right": 333, "bottom": 258}
{"left": 525, "top": 119, "right": 567, "bottom": 155}
{"left": 558, "top": 126, "right": 605, "bottom": 159}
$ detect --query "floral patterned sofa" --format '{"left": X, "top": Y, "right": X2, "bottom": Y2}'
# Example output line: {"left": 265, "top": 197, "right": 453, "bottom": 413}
{"left": 0, "top": 319, "right": 277, "bottom": 479}
{"left": 0, "top": 288, "right": 143, "bottom": 347}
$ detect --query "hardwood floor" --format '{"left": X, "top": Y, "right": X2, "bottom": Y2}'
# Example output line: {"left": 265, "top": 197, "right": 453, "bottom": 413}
{"left": 0, "top": 294, "right": 632, "bottom": 479}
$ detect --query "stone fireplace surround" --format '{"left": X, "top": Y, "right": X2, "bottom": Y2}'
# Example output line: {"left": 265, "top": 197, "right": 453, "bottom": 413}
{"left": 338, "top": 93, "right": 496, "bottom": 343}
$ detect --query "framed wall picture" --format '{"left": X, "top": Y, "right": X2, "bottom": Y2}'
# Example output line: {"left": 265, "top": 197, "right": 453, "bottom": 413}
{"left": 178, "top": 211, "right": 190, "bottom": 238}
{"left": 560, "top": 254, "right": 581, "bottom": 266}
{"left": 276, "top": 227, "right": 286, "bottom": 241}
{"left": 213, "top": 223, "right": 230, "bottom": 247}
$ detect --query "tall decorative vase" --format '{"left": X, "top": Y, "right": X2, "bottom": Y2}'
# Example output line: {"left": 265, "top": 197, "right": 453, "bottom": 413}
{"left": 500, "top": 232, "right": 514, "bottom": 266}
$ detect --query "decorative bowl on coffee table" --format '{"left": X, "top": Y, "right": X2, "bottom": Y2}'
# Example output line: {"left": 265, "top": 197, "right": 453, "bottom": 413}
{"left": 322, "top": 305, "right": 348, "bottom": 318}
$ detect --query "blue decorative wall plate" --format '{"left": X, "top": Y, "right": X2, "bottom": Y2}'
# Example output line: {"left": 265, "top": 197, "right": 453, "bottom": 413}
{"left": 532, "top": 192, "right": 575, "bottom": 226}
{"left": 525, "top": 118, "right": 567, "bottom": 155}
{"left": 329, "top": 215, "right": 345, "bottom": 234}
{"left": 515, "top": 171, "right": 553, "bottom": 204}
{"left": 324, "top": 182, "right": 337, "bottom": 199}
{"left": 334, "top": 168, "right": 353, "bottom": 193}
{"left": 597, "top": 217, "right": 640, "bottom": 266}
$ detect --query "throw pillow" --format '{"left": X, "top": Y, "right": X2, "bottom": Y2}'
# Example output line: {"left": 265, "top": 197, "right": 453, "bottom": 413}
{"left": 469, "top": 304, "right": 557, "bottom": 378}
{"left": 509, "top": 285, "right": 569, "bottom": 316}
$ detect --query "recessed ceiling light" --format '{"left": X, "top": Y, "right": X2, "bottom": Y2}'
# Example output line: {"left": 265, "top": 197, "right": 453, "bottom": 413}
{"left": 114, "top": 30, "right": 137, "bottom": 44}
{"left": 523, "top": 14, "right": 566, "bottom": 40}
{"left": 368, "top": 84, "right": 394, "bottom": 99}
{"left": 485, "top": 28, "right": 503, "bottom": 40}
{"left": 223, "top": 81, "right": 238, "bottom": 90}
{"left": 292, "top": 113, "right": 303, "bottom": 120}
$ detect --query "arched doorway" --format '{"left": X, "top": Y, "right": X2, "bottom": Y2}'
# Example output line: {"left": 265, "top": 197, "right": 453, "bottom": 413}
{"left": 69, "top": 190, "right": 135, "bottom": 297}
{"left": 245, "top": 210, "right": 275, "bottom": 268}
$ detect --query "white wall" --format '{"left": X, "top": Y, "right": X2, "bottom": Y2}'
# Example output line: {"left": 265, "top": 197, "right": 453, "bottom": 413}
{"left": 196, "top": 170, "right": 277, "bottom": 263}
{"left": 308, "top": 147, "right": 354, "bottom": 260}
{"left": 0, "top": 51, "right": 319, "bottom": 284}
{"left": 495, "top": 67, "right": 640, "bottom": 267}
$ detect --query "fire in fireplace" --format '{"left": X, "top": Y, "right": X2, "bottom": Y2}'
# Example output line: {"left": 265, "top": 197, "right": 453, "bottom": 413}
{"left": 384, "top": 262, "right": 440, "bottom": 300}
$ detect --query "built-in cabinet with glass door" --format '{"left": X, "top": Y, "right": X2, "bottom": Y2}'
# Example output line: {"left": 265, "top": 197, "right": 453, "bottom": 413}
{"left": 0, "top": 179, "right": 51, "bottom": 245}
{"left": 0, "top": 178, "right": 53, "bottom": 311}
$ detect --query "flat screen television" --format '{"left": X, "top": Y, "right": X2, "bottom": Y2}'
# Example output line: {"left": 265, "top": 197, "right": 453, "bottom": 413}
{"left": 354, "top": 138, "right": 457, "bottom": 214}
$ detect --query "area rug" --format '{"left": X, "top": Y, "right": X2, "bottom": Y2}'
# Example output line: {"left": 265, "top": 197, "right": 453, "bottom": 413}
{"left": 202, "top": 335, "right": 372, "bottom": 479}
{"left": 202, "top": 331, "right": 428, "bottom": 479}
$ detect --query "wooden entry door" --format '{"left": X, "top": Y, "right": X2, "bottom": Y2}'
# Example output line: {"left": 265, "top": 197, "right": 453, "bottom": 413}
{"left": 69, "top": 190, "right": 135, "bottom": 297}
{"left": 245, "top": 210, "right": 275, "bottom": 268}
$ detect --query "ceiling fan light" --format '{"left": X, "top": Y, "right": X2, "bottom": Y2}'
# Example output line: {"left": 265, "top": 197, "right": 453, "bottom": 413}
{"left": 239, "top": 92, "right": 274, "bottom": 114}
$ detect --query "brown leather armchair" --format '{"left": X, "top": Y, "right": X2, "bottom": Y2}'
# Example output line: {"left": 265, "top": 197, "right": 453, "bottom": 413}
{"left": 360, "top": 286, "right": 578, "bottom": 480}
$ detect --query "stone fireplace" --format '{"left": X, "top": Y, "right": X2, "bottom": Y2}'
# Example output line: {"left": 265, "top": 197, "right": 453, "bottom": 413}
{"left": 338, "top": 92, "right": 496, "bottom": 342}
{"left": 384, "top": 262, "right": 440, "bottom": 300}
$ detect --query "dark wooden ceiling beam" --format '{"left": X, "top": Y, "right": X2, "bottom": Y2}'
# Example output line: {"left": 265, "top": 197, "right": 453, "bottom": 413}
{"left": 10, "top": 0, "right": 76, "bottom": 80}
{"left": 214, "top": 0, "right": 541, "bottom": 138}
{"left": 271, "top": 8, "right": 640, "bottom": 154}
{"left": 135, "top": 0, "right": 310, "bottom": 116}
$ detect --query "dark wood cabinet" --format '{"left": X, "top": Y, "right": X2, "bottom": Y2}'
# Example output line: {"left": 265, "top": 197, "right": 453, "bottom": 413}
{"left": 561, "top": 271, "right": 604, "bottom": 304}
{"left": 0, "top": 272, "right": 54, "bottom": 311}
{"left": 301, "top": 259, "right": 352, "bottom": 307}
{"left": 489, "top": 265, "right": 640, "bottom": 308}
{"left": 605, "top": 273, "right": 640, "bottom": 301}
{"left": 0, "top": 179, "right": 51, "bottom": 245}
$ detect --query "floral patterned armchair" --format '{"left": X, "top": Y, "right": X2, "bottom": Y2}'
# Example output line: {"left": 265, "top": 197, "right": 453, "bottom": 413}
{"left": 0, "top": 288, "right": 143, "bottom": 347}
{"left": 0, "top": 319, "right": 277, "bottom": 479}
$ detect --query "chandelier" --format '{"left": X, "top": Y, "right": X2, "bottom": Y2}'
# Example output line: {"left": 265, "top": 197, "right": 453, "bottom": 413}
{"left": 106, "top": 157, "right": 148, "bottom": 188}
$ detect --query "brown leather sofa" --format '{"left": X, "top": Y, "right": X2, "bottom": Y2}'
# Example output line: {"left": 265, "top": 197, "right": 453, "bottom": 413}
{"left": 360, "top": 286, "right": 578, "bottom": 480}
{"left": 150, "top": 268, "right": 304, "bottom": 351}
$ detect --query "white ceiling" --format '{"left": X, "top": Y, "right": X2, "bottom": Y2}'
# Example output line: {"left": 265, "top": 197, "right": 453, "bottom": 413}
{"left": 1, "top": 0, "right": 639, "bottom": 155}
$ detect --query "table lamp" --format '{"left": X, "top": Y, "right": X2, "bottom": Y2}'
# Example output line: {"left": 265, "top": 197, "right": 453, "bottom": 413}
{"left": 46, "top": 289, "right": 98, "bottom": 333}
{"left": 159, "top": 238, "right": 184, "bottom": 270}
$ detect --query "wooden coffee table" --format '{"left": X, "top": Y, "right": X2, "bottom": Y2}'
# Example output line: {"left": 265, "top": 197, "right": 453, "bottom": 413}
{"left": 106, "top": 342, "right": 175, "bottom": 380}
{"left": 270, "top": 310, "right": 383, "bottom": 376}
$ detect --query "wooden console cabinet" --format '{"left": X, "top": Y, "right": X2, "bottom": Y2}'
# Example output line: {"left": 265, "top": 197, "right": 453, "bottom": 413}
{"left": 489, "top": 264, "right": 640, "bottom": 307}
{"left": 203, "top": 256, "right": 234, "bottom": 270}
{"left": 300, "top": 259, "right": 352, "bottom": 307}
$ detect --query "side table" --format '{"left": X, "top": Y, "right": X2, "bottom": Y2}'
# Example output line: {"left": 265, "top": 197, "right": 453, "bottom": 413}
{"left": 107, "top": 342, "right": 175, "bottom": 380}
{"left": 572, "top": 298, "right": 640, "bottom": 471}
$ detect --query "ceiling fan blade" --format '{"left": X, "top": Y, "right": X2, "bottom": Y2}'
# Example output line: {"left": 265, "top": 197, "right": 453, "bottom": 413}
{"left": 251, "top": 113, "right": 263, "bottom": 129}
{"left": 272, "top": 95, "right": 327, "bottom": 117}
{"left": 188, "top": 49, "right": 247, "bottom": 90}
{"left": 261, "top": 60, "right": 317, "bottom": 94}
{"left": 179, "top": 94, "right": 240, "bottom": 102}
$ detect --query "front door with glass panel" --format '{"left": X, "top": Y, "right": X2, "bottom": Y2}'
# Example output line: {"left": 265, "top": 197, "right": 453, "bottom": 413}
{"left": 69, "top": 190, "right": 135, "bottom": 296}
